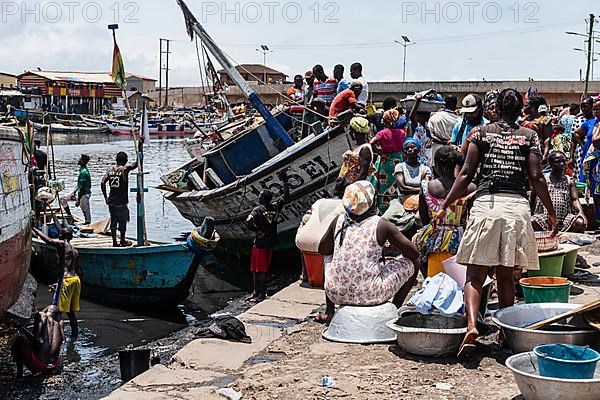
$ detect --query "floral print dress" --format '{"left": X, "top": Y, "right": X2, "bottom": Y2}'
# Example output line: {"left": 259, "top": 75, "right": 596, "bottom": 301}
{"left": 413, "top": 180, "right": 472, "bottom": 262}
{"left": 324, "top": 215, "right": 415, "bottom": 306}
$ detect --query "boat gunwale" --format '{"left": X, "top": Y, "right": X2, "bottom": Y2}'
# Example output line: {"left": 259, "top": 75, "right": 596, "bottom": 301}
{"left": 172, "top": 123, "right": 346, "bottom": 202}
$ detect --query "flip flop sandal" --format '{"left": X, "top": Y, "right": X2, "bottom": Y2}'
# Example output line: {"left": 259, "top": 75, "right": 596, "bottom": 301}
{"left": 457, "top": 343, "right": 477, "bottom": 358}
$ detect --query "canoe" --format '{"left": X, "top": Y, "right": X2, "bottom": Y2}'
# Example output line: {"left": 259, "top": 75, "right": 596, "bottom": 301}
{"left": 31, "top": 234, "right": 197, "bottom": 308}
{"left": 0, "top": 127, "right": 32, "bottom": 319}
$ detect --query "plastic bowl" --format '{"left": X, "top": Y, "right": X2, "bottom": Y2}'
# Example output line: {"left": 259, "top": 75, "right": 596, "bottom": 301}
{"left": 534, "top": 344, "right": 600, "bottom": 380}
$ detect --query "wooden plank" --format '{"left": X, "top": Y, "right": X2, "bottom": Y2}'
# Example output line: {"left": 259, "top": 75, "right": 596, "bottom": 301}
{"left": 526, "top": 300, "right": 600, "bottom": 330}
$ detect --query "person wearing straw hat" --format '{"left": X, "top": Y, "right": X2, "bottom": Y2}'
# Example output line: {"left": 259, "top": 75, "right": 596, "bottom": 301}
{"left": 315, "top": 180, "right": 420, "bottom": 324}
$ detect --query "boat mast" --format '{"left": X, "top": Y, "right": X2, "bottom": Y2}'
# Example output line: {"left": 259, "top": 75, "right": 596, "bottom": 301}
{"left": 176, "top": 0, "right": 294, "bottom": 147}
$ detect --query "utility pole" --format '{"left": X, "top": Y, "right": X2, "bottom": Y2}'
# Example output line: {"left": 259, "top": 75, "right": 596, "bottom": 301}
{"left": 584, "top": 14, "right": 595, "bottom": 96}
{"left": 159, "top": 38, "right": 171, "bottom": 107}
{"left": 165, "top": 39, "right": 170, "bottom": 107}
{"left": 158, "top": 39, "right": 162, "bottom": 107}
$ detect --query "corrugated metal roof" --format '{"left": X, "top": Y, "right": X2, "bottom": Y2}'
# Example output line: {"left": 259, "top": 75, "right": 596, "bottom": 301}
{"left": 217, "top": 64, "right": 287, "bottom": 76}
{"left": 19, "top": 70, "right": 114, "bottom": 84}
{"left": 18, "top": 70, "right": 156, "bottom": 84}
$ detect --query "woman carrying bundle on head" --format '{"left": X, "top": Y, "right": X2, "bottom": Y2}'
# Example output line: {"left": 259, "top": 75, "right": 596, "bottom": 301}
{"left": 369, "top": 109, "right": 407, "bottom": 213}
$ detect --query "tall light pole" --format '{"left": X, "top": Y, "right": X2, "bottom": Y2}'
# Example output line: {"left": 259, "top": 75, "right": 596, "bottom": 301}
{"left": 567, "top": 14, "right": 597, "bottom": 96}
{"left": 573, "top": 48, "right": 600, "bottom": 80}
{"left": 256, "top": 44, "right": 273, "bottom": 84}
{"left": 394, "top": 36, "right": 415, "bottom": 82}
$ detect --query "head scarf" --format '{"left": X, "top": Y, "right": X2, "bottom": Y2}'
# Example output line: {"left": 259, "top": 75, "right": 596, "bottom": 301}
{"left": 484, "top": 89, "right": 499, "bottom": 113}
{"left": 350, "top": 117, "right": 370, "bottom": 134}
{"left": 403, "top": 136, "right": 421, "bottom": 150}
{"left": 383, "top": 109, "right": 400, "bottom": 125}
{"left": 342, "top": 180, "right": 375, "bottom": 216}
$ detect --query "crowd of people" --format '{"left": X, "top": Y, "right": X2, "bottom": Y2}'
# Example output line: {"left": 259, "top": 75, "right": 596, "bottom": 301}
{"left": 282, "top": 66, "right": 600, "bottom": 356}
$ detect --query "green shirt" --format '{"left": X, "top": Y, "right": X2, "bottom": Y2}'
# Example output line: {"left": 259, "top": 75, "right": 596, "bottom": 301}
{"left": 77, "top": 166, "right": 91, "bottom": 196}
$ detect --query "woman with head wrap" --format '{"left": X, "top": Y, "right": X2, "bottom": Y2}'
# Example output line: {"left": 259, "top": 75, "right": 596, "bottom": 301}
{"left": 349, "top": 115, "right": 370, "bottom": 145}
{"left": 315, "top": 180, "right": 420, "bottom": 323}
{"left": 377, "top": 138, "right": 433, "bottom": 238}
{"left": 394, "top": 138, "right": 433, "bottom": 199}
{"left": 368, "top": 109, "right": 407, "bottom": 213}
{"left": 333, "top": 117, "right": 374, "bottom": 197}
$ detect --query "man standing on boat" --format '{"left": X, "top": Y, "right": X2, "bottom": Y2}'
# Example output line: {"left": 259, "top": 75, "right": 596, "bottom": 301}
{"left": 101, "top": 151, "right": 138, "bottom": 247}
{"left": 60, "top": 154, "right": 92, "bottom": 225}
{"left": 33, "top": 226, "right": 82, "bottom": 337}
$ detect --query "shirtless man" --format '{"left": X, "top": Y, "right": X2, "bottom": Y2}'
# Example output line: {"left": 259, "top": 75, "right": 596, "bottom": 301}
{"left": 33, "top": 226, "right": 82, "bottom": 337}
{"left": 12, "top": 305, "right": 64, "bottom": 377}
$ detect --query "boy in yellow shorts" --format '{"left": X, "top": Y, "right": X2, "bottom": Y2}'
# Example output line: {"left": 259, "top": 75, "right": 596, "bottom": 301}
{"left": 34, "top": 226, "right": 82, "bottom": 337}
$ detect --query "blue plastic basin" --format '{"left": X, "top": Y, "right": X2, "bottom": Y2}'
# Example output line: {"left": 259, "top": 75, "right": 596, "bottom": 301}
{"left": 534, "top": 344, "right": 600, "bottom": 380}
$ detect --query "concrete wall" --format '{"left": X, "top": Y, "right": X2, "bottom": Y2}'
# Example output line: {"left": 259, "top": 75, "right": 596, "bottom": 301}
{"left": 369, "top": 81, "right": 600, "bottom": 107}
{"left": 0, "top": 74, "right": 17, "bottom": 88}
{"left": 146, "top": 81, "right": 600, "bottom": 108}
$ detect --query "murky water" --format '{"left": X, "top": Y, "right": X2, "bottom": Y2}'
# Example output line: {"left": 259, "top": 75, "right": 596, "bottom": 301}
{"left": 32, "top": 134, "right": 252, "bottom": 363}
{"left": 38, "top": 134, "right": 194, "bottom": 242}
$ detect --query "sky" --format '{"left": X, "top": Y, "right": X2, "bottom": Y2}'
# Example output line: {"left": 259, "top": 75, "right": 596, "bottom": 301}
{"left": 0, "top": 1, "right": 598, "bottom": 86}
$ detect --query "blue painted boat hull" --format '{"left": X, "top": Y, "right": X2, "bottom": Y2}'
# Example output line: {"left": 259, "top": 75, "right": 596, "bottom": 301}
{"left": 32, "top": 238, "right": 197, "bottom": 308}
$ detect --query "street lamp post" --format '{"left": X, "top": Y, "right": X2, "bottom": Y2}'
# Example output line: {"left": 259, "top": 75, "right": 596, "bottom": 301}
{"left": 256, "top": 44, "right": 273, "bottom": 84}
{"left": 394, "top": 36, "right": 415, "bottom": 82}
{"left": 566, "top": 14, "right": 596, "bottom": 96}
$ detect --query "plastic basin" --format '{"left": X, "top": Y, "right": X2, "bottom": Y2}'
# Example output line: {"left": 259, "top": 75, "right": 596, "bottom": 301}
{"left": 427, "top": 251, "right": 452, "bottom": 277}
{"left": 520, "top": 277, "right": 572, "bottom": 304}
{"left": 562, "top": 249, "right": 578, "bottom": 277}
{"left": 534, "top": 344, "right": 600, "bottom": 380}
{"left": 530, "top": 254, "right": 565, "bottom": 277}
{"left": 303, "top": 252, "right": 324, "bottom": 288}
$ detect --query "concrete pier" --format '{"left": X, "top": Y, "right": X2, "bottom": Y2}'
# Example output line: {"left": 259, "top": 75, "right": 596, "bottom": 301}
{"left": 105, "top": 284, "right": 325, "bottom": 399}
{"left": 106, "top": 248, "right": 600, "bottom": 399}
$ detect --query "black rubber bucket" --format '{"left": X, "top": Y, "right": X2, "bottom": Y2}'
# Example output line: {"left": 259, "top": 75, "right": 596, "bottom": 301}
{"left": 119, "top": 349, "right": 150, "bottom": 382}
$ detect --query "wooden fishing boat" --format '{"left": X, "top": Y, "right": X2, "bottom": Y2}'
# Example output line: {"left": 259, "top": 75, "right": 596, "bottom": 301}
{"left": 32, "top": 120, "right": 110, "bottom": 135}
{"left": 31, "top": 234, "right": 197, "bottom": 308}
{"left": 0, "top": 127, "right": 32, "bottom": 318}
{"left": 104, "top": 118, "right": 196, "bottom": 136}
{"left": 160, "top": 1, "right": 352, "bottom": 253}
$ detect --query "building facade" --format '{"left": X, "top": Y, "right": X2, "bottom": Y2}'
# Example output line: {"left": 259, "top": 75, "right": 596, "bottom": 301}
{"left": 17, "top": 70, "right": 156, "bottom": 114}
{"left": 218, "top": 64, "right": 287, "bottom": 86}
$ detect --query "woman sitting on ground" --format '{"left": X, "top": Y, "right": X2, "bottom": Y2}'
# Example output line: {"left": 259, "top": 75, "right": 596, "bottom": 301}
{"left": 394, "top": 138, "right": 433, "bottom": 201}
{"left": 379, "top": 138, "right": 433, "bottom": 237}
{"left": 414, "top": 146, "right": 476, "bottom": 277}
{"left": 439, "top": 88, "right": 556, "bottom": 357}
{"left": 531, "top": 151, "right": 587, "bottom": 233}
{"left": 315, "top": 181, "right": 421, "bottom": 323}
{"left": 369, "top": 109, "right": 406, "bottom": 213}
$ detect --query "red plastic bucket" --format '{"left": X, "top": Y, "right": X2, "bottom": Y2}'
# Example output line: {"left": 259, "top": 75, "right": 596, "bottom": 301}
{"left": 303, "top": 252, "right": 324, "bottom": 288}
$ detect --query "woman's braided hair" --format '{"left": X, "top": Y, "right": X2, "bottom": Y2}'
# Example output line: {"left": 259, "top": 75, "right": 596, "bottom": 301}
{"left": 496, "top": 88, "right": 523, "bottom": 121}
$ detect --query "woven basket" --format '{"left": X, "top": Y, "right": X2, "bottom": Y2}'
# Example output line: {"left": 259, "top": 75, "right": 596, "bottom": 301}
{"left": 535, "top": 231, "right": 558, "bottom": 253}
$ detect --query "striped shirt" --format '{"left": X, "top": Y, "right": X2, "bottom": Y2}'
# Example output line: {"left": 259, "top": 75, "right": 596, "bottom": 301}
{"left": 313, "top": 78, "right": 338, "bottom": 104}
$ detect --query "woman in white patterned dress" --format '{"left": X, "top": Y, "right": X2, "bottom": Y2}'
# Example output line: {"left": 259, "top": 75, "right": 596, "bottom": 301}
{"left": 314, "top": 181, "right": 420, "bottom": 324}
